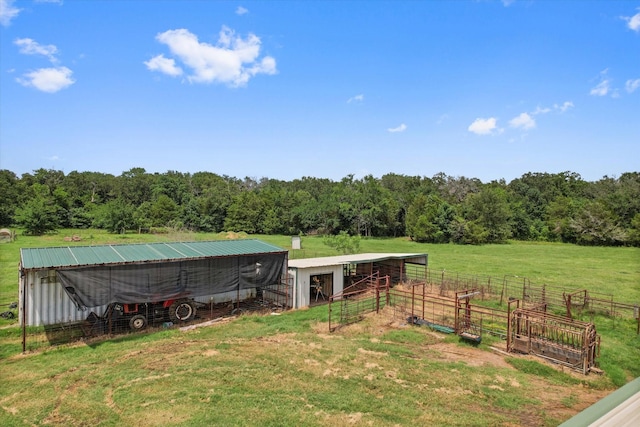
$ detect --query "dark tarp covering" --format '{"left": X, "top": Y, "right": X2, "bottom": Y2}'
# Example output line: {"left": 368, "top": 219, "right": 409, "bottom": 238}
{"left": 57, "top": 253, "right": 286, "bottom": 309}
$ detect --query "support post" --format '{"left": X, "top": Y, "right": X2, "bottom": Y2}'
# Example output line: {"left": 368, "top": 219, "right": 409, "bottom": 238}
{"left": 21, "top": 277, "right": 26, "bottom": 353}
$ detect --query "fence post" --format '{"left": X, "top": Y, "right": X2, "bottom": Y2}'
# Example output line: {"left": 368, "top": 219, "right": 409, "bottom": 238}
{"left": 375, "top": 278, "right": 380, "bottom": 314}
{"left": 328, "top": 296, "right": 332, "bottom": 332}
{"left": 411, "top": 284, "right": 415, "bottom": 321}
{"left": 422, "top": 281, "right": 426, "bottom": 320}
{"left": 21, "top": 278, "right": 27, "bottom": 353}
{"left": 385, "top": 276, "right": 390, "bottom": 306}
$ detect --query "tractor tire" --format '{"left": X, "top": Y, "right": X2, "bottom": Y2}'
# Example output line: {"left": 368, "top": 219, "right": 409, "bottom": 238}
{"left": 129, "top": 314, "right": 148, "bottom": 331}
{"left": 168, "top": 299, "right": 197, "bottom": 323}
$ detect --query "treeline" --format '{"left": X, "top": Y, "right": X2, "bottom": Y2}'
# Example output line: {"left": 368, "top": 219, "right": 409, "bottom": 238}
{"left": 1, "top": 168, "right": 639, "bottom": 246}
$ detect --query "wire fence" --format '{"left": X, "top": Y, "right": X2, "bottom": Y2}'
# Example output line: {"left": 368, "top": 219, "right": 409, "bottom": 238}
{"left": 3, "top": 275, "right": 293, "bottom": 353}
{"left": 3, "top": 263, "right": 638, "bottom": 354}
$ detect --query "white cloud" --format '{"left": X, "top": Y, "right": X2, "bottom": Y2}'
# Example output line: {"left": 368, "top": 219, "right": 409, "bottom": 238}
{"left": 387, "top": 123, "right": 407, "bottom": 133}
{"left": 236, "top": 6, "right": 248, "bottom": 15}
{"left": 590, "top": 79, "right": 610, "bottom": 96}
{"left": 532, "top": 106, "right": 551, "bottom": 115}
{"left": 625, "top": 79, "right": 640, "bottom": 93}
{"left": 13, "top": 37, "right": 74, "bottom": 92}
{"left": 532, "top": 101, "right": 573, "bottom": 115}
{"left": 622, "top": 10, "right": 640, "bottom": 32}
{"left": 14, "top": 38, "right": 59, "bottom": 63}
{"left": 590, "top": 69, "right": 611, "bottom": 96}
{"left": 347, "top": 94, "right": 364, "bottom": 103}
{"left": 502, "top": 0, "right": 515, "bottom": 6}
{"left": 144, "top": 54, "right": 183, "bottom": 77}
{"left": 151, "top": 26, "right": 277, "bottom": 87}
{"left": 509, "top": 112, "right": 536, "bottom": 130}
{"left": 16, "top": 66, "right": 75, "bottom": 93}
{"left": 554, "top": 101, "right": 574, "bottom": 112}
{"left": 0, "top": 0, "right": 21, "bottom": 26}
{"left": 436, "top": 114, "right": 450, "bottom": 124}
{"left": 468, "top": 117, "right": 499, "bottom": 135}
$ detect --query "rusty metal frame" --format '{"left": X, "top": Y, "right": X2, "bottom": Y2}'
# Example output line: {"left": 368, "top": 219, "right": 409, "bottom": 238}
{"left": 328, "top": 272, "right": 390, "bottom": 332}
{"left": 337, "top": 276, "right": 603, "bottom": 374}
{"left": 507, "top": 307, "right": 599, "bottom": 374}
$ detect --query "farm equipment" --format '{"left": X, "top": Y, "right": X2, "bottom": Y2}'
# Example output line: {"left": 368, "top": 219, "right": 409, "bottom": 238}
{"left": 84, "top": 298, "right": 197, "bottom": 334}
{"left": 0, "top": 302, "right": 18, "bottom": 319}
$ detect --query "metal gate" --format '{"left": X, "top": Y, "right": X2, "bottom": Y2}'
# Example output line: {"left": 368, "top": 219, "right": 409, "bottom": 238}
{"left": 328, "top": 272, "right": 389, "bottom": 332}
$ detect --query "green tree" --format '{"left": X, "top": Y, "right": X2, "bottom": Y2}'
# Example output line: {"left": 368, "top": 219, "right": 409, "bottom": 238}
{"left": 133, "top": 202, "right": 153, "bottom": 232}
{"left": 189, "top": 172, "right": 238, "bottom": 232}
{"left": 433, "top": 173, "right": 481, "bottom": 204}
{"left": 0, "top": 170, "right": 19, "bottom": 226}
{"left": 462, "top": 186, "right": 512, "bottom": 243}
{"left": 627, "top": 213, "right": 640, "bottom": 247}
{"left": 589, "top": 173, "right": 640, "bottom": 239}
{"left": 152, "top": 170, "right": 190, "bottom": 205}
{"left": 546, "top": 196, "right": 582, "bottom": 243}
{"left": 94, "top": 198, "right": 136, "bottom": 234}
{"left": 289, "top": 189, "right": 320, "bottom": 233}
{"left": 380, "top": 173, "right": 424, "bottom": 236}
{"left": 450, "top": 216, "right": 489, "bottom": 245}
{"left": 117, "top": 167, "right": 153, "bottom": 206}
{"left": 14, "top": 184, "right": 59, "bottom": 235}
{"left": 149, "top": 194, "right": 181, "bottom": 227}
{"left": 224, "top": 191, "right": 265, "bottom": 233}
{"left": 323, "top": 230, "right": 361, "bottom": 254}
{"left": 406, "top": 194, "right": 454, "bottom": 243}
{"left": 570, "top": 201, "right": 626, "bottom": 246}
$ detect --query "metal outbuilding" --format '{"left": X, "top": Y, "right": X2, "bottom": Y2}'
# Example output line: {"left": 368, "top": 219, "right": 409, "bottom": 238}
{"left": 286, "top": 253, "right": 427, "bottom": 309}
{"left": 19, "top": 239, "right": 288, "bottom": 327}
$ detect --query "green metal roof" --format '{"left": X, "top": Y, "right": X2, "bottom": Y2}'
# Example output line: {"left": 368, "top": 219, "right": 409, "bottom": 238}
{"left": 559, "top": 376, "right": 640, "bottom": 426}
{"left": 20, "top": 239, "right": 286, "bottom": 270}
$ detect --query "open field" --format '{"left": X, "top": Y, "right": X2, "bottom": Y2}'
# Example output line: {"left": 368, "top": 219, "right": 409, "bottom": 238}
{"left": 1, "top": 230, "right": 639, "bottom": 426}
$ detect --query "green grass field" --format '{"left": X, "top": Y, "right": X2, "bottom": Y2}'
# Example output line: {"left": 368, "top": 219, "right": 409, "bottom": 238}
{"left": 0, "top": 230, "right": 639, "bottom": 426}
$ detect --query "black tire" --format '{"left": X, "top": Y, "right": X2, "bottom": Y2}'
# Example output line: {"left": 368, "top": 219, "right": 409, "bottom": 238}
{"left": 168, "top": 299, "right": 196, "bottom": 322}
{"left": 129, "top": 314, "right": 148, "bottom": 330}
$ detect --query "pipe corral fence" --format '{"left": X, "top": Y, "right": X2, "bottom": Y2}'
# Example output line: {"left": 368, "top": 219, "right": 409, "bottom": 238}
{"left": 507, "top": 303, "right": 600, "bottom": 375}
{"left": 329, "top": 268, "right": 638, "bottom": 375}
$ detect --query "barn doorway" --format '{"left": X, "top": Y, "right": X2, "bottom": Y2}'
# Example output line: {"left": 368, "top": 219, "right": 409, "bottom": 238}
{"left": 310, "top": 273, "right": 333, "bottom": 304}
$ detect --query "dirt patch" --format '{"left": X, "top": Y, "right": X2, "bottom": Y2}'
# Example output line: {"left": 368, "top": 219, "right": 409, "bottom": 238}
{"left": 218, "top": 231, "right": 249, "bottom": 240}
{"left": 428, "top": 342, "right": 514, "bottom": 369}
{"left": 330, "top": 309, "right": 614, "bottom": 425}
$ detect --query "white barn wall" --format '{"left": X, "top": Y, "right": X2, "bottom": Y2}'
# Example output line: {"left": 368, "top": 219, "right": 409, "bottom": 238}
{"left": 290, "top": 265, "right": 343, "bottom": 309}
{"left": 20, "top": 269, "right": 258, "bottom": 327}
{"left": 20, "top": 269, "right": 88, "bottom": 327}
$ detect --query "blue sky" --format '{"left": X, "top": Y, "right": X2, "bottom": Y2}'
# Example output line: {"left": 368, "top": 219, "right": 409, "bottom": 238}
{"left": 1, "top": 0, "right": 639, "bottom": 183}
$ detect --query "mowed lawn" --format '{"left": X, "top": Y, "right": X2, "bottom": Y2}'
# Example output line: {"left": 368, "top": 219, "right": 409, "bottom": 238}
{"left": 0, "top": 230, "right": 639, "bottom": 426}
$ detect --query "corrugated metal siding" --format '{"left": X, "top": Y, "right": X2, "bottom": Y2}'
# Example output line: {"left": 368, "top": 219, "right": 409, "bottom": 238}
{"left": 19, "top": 240, "right": 287, "bottom": 327}
{"left": 23, "top": 271, "right": 88, "bottom": 326}
{"left": 20, "top": 239, "right": 285, "bottom": 270}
